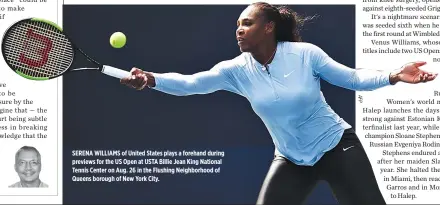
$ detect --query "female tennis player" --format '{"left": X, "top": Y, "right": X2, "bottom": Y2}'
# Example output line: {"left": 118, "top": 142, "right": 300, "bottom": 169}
{"left": 121, "top": 2, "right": 436, "bottom": 205}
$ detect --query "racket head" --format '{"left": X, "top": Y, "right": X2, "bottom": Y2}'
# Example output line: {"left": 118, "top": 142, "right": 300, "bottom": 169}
{"left": 1, "top": 18, "right": 75, "bottom": 80}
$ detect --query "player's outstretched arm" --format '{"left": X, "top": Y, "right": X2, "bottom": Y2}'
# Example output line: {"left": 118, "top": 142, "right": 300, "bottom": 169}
{"left": 308, "top": 44, "right": 437, "bottom": 91}
{"left": 120, "top": 61, "right": 239, "bottom": 96}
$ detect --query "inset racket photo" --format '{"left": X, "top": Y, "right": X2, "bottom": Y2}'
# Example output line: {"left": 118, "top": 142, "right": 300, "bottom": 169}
{"left": 1, "top": 18, "right": 130, "bottom": 80}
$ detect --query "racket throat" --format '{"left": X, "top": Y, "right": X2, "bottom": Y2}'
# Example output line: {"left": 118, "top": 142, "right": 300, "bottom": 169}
{"left": 72, "top": 68, "right": 100, "bottom": 71}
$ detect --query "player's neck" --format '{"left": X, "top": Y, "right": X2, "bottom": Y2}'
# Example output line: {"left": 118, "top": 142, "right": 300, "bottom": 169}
{"left": 20, "top": 179, "right": 40, "bottom": 187}
{"left": 252, "top": 41, "right": 277, "bottom": 66}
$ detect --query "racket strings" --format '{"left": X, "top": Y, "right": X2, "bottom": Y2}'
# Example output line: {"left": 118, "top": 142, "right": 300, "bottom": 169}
{"left": 3, "top": 20, "right": 74, "bottom": 78}
{"left": 4, "top": 23, "right": 61, "bottom": 77}
{"left": 4, "top": 24, "right": 55, "bottom": 76}
{"left": 4, "top": 26, "right": 60, "bottom": 77}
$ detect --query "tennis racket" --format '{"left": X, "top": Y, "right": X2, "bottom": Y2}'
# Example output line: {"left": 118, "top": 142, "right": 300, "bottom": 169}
{"left": 1, "top": 18, "right": 130, "bottom": 80}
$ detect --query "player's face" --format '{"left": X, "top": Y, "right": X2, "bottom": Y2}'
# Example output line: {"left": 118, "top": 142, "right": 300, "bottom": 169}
{"left": 236, "top": 6, "right": 269, "bottom": 52}
{"left": 15, "top": 150, "right": 41, "bottom": 183}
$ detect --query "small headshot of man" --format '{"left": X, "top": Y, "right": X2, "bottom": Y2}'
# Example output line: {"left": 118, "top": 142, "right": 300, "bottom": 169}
{"left": 9, "top": 146, "right": 48, "bottom": 188}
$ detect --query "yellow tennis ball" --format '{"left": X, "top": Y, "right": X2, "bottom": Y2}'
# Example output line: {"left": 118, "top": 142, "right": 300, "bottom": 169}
{"left": 110, "top": 32, "right": 126, "bottom": 48}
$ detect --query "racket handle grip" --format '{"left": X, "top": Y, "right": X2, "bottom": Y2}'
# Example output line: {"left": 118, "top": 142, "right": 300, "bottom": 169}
{"left": 101, "top": 65, "right": 130, "bottom": 79}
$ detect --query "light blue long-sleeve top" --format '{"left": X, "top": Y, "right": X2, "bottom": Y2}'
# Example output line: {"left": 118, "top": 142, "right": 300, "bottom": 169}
{"left": 151, "top": 42, "right": 391, "bottom": 166}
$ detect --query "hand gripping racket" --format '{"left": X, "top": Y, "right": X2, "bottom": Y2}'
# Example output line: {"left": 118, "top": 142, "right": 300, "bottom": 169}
{"left": 1, "top": 18, "right": 130, "bottom": 80}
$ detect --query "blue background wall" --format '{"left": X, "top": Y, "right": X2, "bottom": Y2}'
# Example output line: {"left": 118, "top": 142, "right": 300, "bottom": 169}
{"left": 63, "top": 4, "right": 355, "bottom": 204}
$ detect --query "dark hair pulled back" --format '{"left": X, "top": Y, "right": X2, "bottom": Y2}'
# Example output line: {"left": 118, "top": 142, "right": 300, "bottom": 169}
{"left": 252, "top": 2, "right": 317, "bottom": 42}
